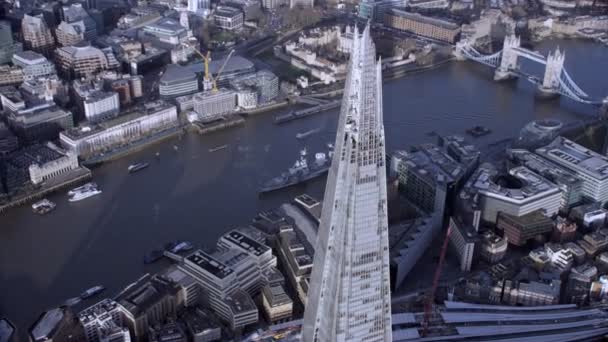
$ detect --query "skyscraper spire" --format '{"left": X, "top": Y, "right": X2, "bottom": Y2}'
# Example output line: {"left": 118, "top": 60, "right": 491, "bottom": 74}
{"left": 302, "top": 23, "right": 393, "bottom": 342}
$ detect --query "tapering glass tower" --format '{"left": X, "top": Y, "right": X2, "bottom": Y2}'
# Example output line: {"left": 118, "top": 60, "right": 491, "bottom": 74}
{"left": 302, "top": 24, "right": 392, "bottom": 342}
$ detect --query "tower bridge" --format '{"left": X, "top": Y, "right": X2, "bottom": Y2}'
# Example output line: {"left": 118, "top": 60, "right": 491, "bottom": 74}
{"left": 455, "top": 36, "right": 607, "bottom": 107}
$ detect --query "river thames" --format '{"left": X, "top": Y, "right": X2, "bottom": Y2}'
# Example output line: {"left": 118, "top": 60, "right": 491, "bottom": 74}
{"left": 1, "top": 39, "right": 607, "bottom": 332}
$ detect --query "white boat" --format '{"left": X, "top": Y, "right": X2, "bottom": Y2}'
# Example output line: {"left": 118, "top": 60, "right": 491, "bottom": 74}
{"left": 296, "top": 128, "right": 321, "bottom": 139}
{"left": 69, "top": 184, "right": 101, "bottom": 202}
{"left": 68, "top": 182, "right": 97, "bottom": 196}
{"left": 209, "top": 144, "right": 228, "bottom": 152}
{"left": 32, "top": 199, "right": 56, "bottom": 215}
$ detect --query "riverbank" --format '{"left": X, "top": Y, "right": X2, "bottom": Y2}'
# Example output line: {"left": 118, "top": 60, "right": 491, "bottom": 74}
{"left": 0, "top": 167, "right": 92, "bottom": 213}
{"left": 81, "top": 126, "right": 184, "bottom": 167}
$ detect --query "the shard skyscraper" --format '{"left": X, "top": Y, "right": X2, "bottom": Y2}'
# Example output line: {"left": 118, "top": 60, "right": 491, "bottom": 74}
{"left": 302, "top": 24, "right": 392, "bottom": 342}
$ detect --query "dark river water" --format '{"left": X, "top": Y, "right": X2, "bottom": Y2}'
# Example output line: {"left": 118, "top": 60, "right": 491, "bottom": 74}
{"left": 1, "top": 38, "right": 607, "bottom": 332}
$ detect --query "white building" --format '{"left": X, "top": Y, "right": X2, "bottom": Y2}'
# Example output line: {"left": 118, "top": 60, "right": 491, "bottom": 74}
{"left": 12, "top": 51, "right": 56, "bottom": 81}
{"left": 449, "top": 217, "right": 476, "bottom": 272}
{"left": 214, "top": 6, "right": 244, "bottom": 31}
{"left": 302, "top": 25, "right": 392, "bottom": 342}
{"left": 28, "top": 142, "right": 79, "bottom": 185}
{"left": 60, "top": 101, "right": 178, "bottom": 158}
{"left": 78, "top": 299, "right": 127, "bottom": 342}
{"left": 178, "top": 250, "right": 259, "bottom": 330}
{"left": 536, "top": 137, "right": 608, "bottom": 205}
{"left": 463, "top": 163, "right": 562, "bottom": 224}
{"left": 192, "top": 89, "right": 236, "bottom": 120}
{"left": 84, "top": 91, "right": 120, "bottom": 122}
{"left": 235, "top": 86, "right": 258, "bottom": 109}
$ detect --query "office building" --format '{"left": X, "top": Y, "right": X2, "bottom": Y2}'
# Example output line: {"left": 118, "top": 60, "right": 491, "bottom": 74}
{"left": 0, "top": 122, "right": 19, "bottom": 156}
{"left": 21, "top": 14, "right": 56, "bottom": 55}
{"left": 449, "top": 217, "right": 477, "bottom": 272}
{"left": 462, "top": 164, "right": 562, "bottom": 224}
{"left": 276, "top": 225, "right": 314, "bottom": 306}
{"left": 290, "top": 0, "right": 313, "bottom": 8}
{"left": 159, "top": 64, "right": 199, "bottom": 99}
{"left": 384, "top": 9, "right": 461, "bottom": 43}
{"left": 115, "top": 274, "right": 182, "bottom": 341}
{"left": 262, "top": 0, "right": 288, "bottom": 9}
{"left": 181, "top": 309, "right": 222, "bottom": 342}
{"left": 161, "top": 266, "right": 201, "bottom": 308}
{"left": 0, "top": 21, "right": 19, "bottom": 65}
{"left": 262, "top": 284, "right": 293, "bottom": 323}
{"left": 84, "top": 91, "right": 120, "bottom": 122}
{"left": 188, "top": 0, "right": 211, "bottom": 14}
{"left": 55, "top": 21, "right": 86, "bottom": 47}
{"left": 142, "top": 18, "right": 189, "bottom": 47}
{"left": 497, "top": 210, "right": 554, "bottom": 246}
{"left": 148, "top": 322, "right": 187, "bottom": 342}
{"left": 0, "top": 66, "right": 24, "bottom": 86}
{"left": 565, "top": 241, "right": 586, "bottom": 264}
{"left": 29, "top": 306, "right": 85, "bottom": 342}
{"left": 59, "top": 101, "right": 178, "bottom": 158}
{"left": 358, "top": 0, "right": 408, "bottom": 22}
{"left": 438, "top": 135, "right": 480, "bottom": 176}
{"left": 55, "top": 42, "right": 112, "bottom": 79}
{"left": 79, "top": 299, "right": 127, "bottom": 342}
{"left": 214, "top": 7, "right": 244, "bottom": 30}
{"left": 12, "top": 51, "right": 56, "bottom": 81}
{"left": 566, "top": 263, "right": 597, "bottom": 304}
{"left": 479, "top": 230, "right": 508, "bottom": 263}
{"left": 192, "top": 90, "right": 236, "bottom": 120}
{"left": 7, "top": 103, "right": 74, "bottom": 142}
{"left": 392, "top": 143, "right": 466, "bottom": 216}
{"left": 508, "top": 149, "right": 583, "bottom": 211}
{"left": 302, "top": 25, "right": 393, "bottom": 342}
{"left": 229, "top": 70, "right": 279, "bottom": 104}
{"left": 222, "top": 0, "right": 261, "bottom": 20}
{"left": 111, "top": 80, "right": 132, "bottom": 106}
{"left": 578, "top": 229, "right": 608, "bottom": 257}
{"left": 178, "top": 250, "right": 258, "bottom": 330}
{"left": 22, "top": 142, "right": 79, "bottom": 185}
{"left": 503, "top": 279, "right": 561, "bottom": 306}
{"left": 62, "top": 3, "right": 98, "bottom": 41}
{"left": 536, "top": 137, "right": 608, "bottom": 204}
{"left": 217, "top": 230, "right": 277, "bottom": 289}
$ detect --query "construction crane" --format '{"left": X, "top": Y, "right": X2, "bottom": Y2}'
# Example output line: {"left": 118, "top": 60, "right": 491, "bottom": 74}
{"left": 212, "top": 49, "right": 235, "bottom": 92}
{"left": 181, "top": 42, "right": 214, "bottom": 91}
{"left": 421, "top": 223, "right": 453, "bottom": 337}
{"left": 182, "top": 43, "right": 235, "bottom": 92}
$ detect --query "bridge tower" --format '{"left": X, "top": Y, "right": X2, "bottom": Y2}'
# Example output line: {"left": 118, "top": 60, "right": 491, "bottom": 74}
{"left": 494, "top": 35, "right": 520, "bottom": 81}
{"left": 538, "top": 48, "right": 565, "bottom": 98}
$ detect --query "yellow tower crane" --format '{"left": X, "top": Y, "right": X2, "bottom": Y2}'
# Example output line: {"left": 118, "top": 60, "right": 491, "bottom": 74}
{"left": 182, "top": 43, "right": 235, "bottom": 92}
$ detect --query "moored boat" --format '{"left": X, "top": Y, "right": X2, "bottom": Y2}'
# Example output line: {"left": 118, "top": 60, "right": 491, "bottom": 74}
{"left": 80, "top": 285, "right": 105, "bottom": 299}
{"left": 32, "top": 199, "right": 56, "bottom": 215}
{"left": 128, "top": 162, "right": 149, "bottom": 173}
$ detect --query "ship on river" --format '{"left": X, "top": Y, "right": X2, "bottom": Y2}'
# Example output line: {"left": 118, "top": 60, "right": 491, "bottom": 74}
{"left": 259, "top": 145, "right": 334, "bottom": 193}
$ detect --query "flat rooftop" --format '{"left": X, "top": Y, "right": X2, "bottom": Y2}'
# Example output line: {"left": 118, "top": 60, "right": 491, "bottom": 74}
{"left": 30, "top": 308, "right": 64, "bottom": 341}
{"left": 394, "top": 143, "right": 465, "bottom": 185}
{"left": 536, "top": 137, "right": 608, "bottom": 181}
{"left": 185, "top": 250, "right": 234, "bottom": 279}
{"left": 465, "top": 164, "right": 560, "bottom": 204}
{"left": 62, "top": 101, "right": 174, "bottom": 140}
{"left": 225, "top": 289, "right": 257, "bottom": 314}
{"left": 222, "top": 230, "right": 270, "bottom": 257}
{"left": 508, "top": 149, "right": 580, "bottom": 186}
{"left": 214, "top": 6, "right": 242, "bottom": 17}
